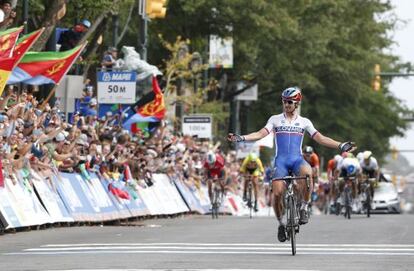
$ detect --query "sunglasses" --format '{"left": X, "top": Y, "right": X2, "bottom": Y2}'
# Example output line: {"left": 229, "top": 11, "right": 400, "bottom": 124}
{"left": 282, "top": 100, "right": 296, "bottom": 105}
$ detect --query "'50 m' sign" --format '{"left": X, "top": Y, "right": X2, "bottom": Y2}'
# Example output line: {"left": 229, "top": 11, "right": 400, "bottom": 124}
{"left": 97, "top": 71, "right": 137, "bottom": 104}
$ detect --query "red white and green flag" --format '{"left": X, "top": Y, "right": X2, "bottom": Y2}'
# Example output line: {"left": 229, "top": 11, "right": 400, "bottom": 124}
{"left": 7, "top": 43, "right": 86, "bottom": 85}
{"left": 0, "top": 28, "right": 44, "bottom": 96}
{"left": 0, "top": 26, "right": 23, "bottom": 58}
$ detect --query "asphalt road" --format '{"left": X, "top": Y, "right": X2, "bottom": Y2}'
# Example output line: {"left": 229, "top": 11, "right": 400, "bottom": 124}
{"left": 0, "top": 213, "right": 413, "bottom": 271}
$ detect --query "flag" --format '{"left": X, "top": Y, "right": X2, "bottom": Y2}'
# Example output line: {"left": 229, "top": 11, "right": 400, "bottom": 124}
{"left": 122, "top": 76, "right": 165, "bottom": 131}
{"left": 0, "top": 28, "right": 44, "bottom": 96}
{"left": 108, "top": 183, "right": 130, "bottom": 200}
{"left": 0, "top": 27, "right": 23, "bottom": 58}
{"left": 7, "top": 43, "right": 86, "bottom": 85}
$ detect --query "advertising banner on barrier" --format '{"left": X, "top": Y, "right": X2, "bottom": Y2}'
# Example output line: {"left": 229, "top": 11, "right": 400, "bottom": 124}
{"left": 153, "top": 174, "right": 189, "bottom": 214}
{"left": 0, "top": 181, "right": 22, "bottom": 229}
{"left": 172, "top": 177, "right": 205, "bottom": 214}
{"left": 31, "top": 170, "right": 73, "bottom": 223}
{"left": 6, "top": 172, "right": 52, "bottom": 226}
{"left": 138, "top": 180, "right": 166, "bottom": 215}
{"left": 102, "top": 177, "right": 149, "bottom": 218}
{"left": 85, "top": 173, "right": 121, "bottom": 221}
{"left": 54, "top": 173, "right": 100, "bottom": 221}
{"left": 190, "top": 184, "right": 211, "bottom": 214}
{"left": 99, "top": 178, "right": 133, "bottom": 219}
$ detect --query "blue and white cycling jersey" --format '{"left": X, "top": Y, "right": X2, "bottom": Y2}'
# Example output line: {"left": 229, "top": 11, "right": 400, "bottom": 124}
{"left": 264, "top": 113, "right": 319, "bottom": 179}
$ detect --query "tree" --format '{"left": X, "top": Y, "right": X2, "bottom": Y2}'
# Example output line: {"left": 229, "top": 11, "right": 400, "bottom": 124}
{"left": 147, "top": 0, "right": 412, "bottom": 161}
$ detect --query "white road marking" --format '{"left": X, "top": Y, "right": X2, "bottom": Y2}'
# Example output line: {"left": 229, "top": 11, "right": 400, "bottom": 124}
{"left": 52, "top": 270, "right": 319, "bottom": 271}
{"left": 24, "top": 246, "right": 414, "bottom": 252}
{"left": 4, "top": 243, "right": 414, "bottom": 257}
{"left": 40, "top": 243, "right": 414, "bottom": 248}
{"left": 4, "top": 250, "right": 414, "bottom": 256}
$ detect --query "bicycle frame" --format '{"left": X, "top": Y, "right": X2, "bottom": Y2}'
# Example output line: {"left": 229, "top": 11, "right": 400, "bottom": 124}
{"left": 211, "top": 179, "right": 223, "bottom": 219}
{"left": 273, "top": 175, "right": 309, "bottom": 256}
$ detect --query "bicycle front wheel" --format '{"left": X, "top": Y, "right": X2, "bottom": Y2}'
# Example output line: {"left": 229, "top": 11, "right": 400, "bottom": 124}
{"left": 366, "top": 190, "right": 371, "bottom": 218}
{"left": 288, "top": 196, "right": 296, "bottom": 255}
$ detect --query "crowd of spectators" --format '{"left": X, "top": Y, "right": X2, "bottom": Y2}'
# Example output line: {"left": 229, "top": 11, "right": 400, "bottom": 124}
{"left": 0, "top": 85, "right": 242, "bottom": 198}
{"left": 0, "top": 0, "right": 16, "bottom": 30}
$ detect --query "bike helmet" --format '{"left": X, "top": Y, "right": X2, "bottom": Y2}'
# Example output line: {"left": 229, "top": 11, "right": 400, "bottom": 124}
{"left": 334, "top": 154, "right": 342, "bottom": 163}
{"left": 81, "top": 19, "right": 91, "bottom": 28}
{"left": 206, "top": 151, "right": 216, "bottom": 165}
{"left": 304, "top": 146, "right": 313, "bottom": 154}
{"left": 363, "top": 150, "right": 372, "bottom": 160}
{"left": 281, "top": 86, "right": 302, "bottom": 102}
{"left": 247, "top": 152, "right": 258, "bottom": 161}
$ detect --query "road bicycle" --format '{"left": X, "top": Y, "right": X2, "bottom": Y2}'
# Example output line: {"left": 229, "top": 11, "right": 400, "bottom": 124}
{"left": 245, "top": 174, "right": 255, "bottom": 219}
{"left": 339, "top": 176, "right": 355, "bottom": 219}
{"left": 211, "top": 179, "right": 223, "bottom": 219}
{"left": 277, "top": 175, "right": 309, "bottom": 256}
{"left": 360, "top": 177, "right": 376, "bottom": 218}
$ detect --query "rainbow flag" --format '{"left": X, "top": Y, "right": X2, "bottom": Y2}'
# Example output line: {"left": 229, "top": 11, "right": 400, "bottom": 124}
{"left": 7, "top": 43, "right": 86, "bottom": 85}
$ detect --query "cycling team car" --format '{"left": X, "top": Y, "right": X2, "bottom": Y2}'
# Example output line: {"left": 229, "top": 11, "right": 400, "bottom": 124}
{"left": 240, "top": 152, "right": 264, "bottom": 213}
{"left": 228, "top": 86, "right": 356, "bottom": 244}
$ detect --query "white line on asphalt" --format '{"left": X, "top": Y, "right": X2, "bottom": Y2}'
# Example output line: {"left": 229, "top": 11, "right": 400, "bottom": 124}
{"left": 47, "top": 270, "right": 315, "bottom": 271}
{"left": 45, "top": 269, "right": 319, "bottom": 271}
{"left": 46, "top": 270, "right": 318, "bottom": 271}
{"left": 40, "top": 243, "right": 414, "bottom": 248}
{"left": 4, "top": 250, "right": 414, "bottom": 256}
{"left": 24, "top": 246, "right": 414, "bottom": 252}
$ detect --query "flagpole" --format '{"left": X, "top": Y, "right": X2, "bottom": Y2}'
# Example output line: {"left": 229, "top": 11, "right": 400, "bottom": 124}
{"left": 40, "top": 42, "right": 87, "bottom": 110}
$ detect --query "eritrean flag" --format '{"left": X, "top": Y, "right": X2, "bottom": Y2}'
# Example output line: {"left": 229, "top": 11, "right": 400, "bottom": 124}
{"left": 0, "top": 27, "right": 23, "bottom": 58}
{"left": 0, "top": 28, "right": 43, "bottom": 96}
{"left": 7, "top": 43, "right": 86, "bottom": 85}
{"left": 122, "top": 76, "right": 165, "bottom": 131}
{"left": 0, "top": 26, "right": 24, "bottom": 96}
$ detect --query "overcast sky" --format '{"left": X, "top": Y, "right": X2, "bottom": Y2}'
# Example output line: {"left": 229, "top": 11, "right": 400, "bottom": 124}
{"left": 388, "top": 1, "right": 414, "bottom": 166}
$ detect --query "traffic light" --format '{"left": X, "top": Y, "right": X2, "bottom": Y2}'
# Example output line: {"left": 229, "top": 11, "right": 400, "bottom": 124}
{"left": 146, "top": 0, "right": 167, "bottom": 19}
{"left": 372, "top": 64, "right": 381, "bottom": 91}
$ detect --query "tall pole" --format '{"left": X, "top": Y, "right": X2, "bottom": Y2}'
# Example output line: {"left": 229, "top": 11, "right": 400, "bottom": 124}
{"left": 138, "top": 0, "right": 148, "bottom": 61}
{"left": 112, "top": 13, "right": 119, "bottom": 47}
{"left": 22, "top": 0, "right": 29, "bottom": 34}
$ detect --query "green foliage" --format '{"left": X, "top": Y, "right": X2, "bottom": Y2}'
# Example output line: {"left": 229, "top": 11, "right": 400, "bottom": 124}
{"left": 16, "top": 1, "right": 412, "bottom": 163}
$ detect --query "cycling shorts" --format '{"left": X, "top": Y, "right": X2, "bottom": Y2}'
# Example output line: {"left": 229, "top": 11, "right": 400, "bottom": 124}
{"left": 245, "top": 167, "right": 261, "bottom": 177}
{"left": 272, "top": 155, "right": 308, "bottom": 181}
{"left": 208, "top": 169, "right": 225, "bottom": 179}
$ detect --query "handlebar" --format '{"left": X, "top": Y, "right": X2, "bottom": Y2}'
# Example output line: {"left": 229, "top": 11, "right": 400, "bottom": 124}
{"left": 272, "top": 175, "right": 309, "bottom": 182}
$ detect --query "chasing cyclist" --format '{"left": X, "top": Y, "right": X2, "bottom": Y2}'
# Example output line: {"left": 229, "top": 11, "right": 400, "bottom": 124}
{"left": 228, "top": 86, "right": 356, "bottom": 242}
{"left": 240, "top": 152, "right": 264, "bottom": 212}
{"left": 359, "top": 150, "right": 379, "bottom": 198}
{"left": 204, "top": 150, "right": 226, "bottom": 204}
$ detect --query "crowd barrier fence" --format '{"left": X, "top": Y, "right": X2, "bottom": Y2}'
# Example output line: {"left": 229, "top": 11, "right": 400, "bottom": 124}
{"left": 0, "top": 169, "right": 256, "bottom": 230}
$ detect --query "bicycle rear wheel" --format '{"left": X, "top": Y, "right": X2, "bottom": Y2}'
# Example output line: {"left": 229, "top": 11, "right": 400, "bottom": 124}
{"left": 247, "top": 183, "right": 253, "bottom": 219}
{"left": 366, "top": 190, "right": 371, "bottom": 218}
{"left": 288, "top": 196, "right": 296, "bottom": 255}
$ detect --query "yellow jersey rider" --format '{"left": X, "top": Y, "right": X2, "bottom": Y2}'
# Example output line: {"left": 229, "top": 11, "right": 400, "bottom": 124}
{"left": 240, "top": 152, "right": 264, "bottom": 212}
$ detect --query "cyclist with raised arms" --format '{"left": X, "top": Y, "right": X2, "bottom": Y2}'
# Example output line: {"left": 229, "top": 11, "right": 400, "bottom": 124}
{"left": 228, "top": 86, "right": 355, "bottom": 242}
{"left": 240, "top": 152, "right": 264, "bottom": 212}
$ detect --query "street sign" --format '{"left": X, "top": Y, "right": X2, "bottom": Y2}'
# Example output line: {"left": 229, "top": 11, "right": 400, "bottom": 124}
{"left": 97, "top": 71, "right": 137, "bottom": 104}
{"left": 235, "top": 83, "right": 258, "bottom": 101}
{"left": 209, "top": 35, "right": 233, "bottom": 69}
{"left": 182, "top": 115, "right": 212, "bottom": 139}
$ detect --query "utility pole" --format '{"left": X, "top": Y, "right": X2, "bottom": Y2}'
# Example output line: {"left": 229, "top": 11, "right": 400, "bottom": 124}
{"left": 22, "top": 0, "right": 29, "bottom": 34}
{"left": 112, "top": 13, "right": 119, "bottom": 47}
{"left": 138, "top": 0, "right": 148, "bottom": 61}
